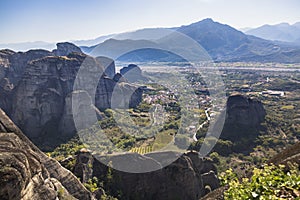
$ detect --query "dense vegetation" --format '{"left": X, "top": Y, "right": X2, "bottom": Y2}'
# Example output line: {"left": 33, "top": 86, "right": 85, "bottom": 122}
{"left": 220, "top": 164, "right": 300, "bottom": 199}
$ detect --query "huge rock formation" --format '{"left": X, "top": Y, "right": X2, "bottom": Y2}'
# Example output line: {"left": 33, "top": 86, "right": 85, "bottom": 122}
{"left": 0, "top": 49, "right": 53, "bottom": 114}
{"left": 120, "top": 64, "right": 148, "bottom": 83}
{"left": 220, "top": 94, "right": 266, "bottom": 141}
{"left": 0, "top": 108, "right": 94, "bottom": 200}
{"left": 0, "top": 43, "right": 143, "bottom": 150}
{"left": 53, "top": 42, "right": 82, "bottom": 56}
{"left": 73, "top": 151, "right": 220, "bottom": 200}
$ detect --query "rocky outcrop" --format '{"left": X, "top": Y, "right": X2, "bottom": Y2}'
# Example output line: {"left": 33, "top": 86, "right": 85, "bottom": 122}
{"left": 10, "top": 53, "right": 88, "bottom": 146}
{"left": 59, "top": 90, "right": 103, "bottom": 138}
{"left": 0, "top": 108, "right": 94, "bottom": 200}
{"left": 73, "top": 151, "right": 219, "bottom": 200}
{"left": 53, "top": 42, "right": 82, "bottom": 56}
{"left": 96, "top": 56, "right": 115, "bottom": 79}
{"left": 0, "top": 49, "right": 53, "bottom": 114}
{"left": 268, "top": 142, "right": 300, "bottom": 168}
{"left": 0, "top": 44, "right": 143, "bottom": 150}
{"left": 120, "top": 64, "right": 148, "bottom": 83}
{"left": 220, "top": 94, "right": 266, "bottom": 141}
{"left": 200, "top": 187, "right": 226, "bottom": 200}
{"left": 113, "top": 73, "right": 127, "bottom": 83}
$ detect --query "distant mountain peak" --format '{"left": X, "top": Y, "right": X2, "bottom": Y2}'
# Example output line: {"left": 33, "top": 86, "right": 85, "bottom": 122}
{"left": 201, "top": 18, "right": 214, "bottom": 22}
{"left": 187, "top": 18, "right": 217, "bottom": 26}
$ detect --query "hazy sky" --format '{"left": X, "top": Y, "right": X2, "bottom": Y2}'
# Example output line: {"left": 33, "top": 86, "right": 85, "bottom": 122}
{"left": 0, "top": 0, "right": 299, "bottom": 43}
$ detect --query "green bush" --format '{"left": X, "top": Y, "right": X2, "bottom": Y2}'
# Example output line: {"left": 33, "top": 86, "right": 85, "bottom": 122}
{"left": 209, "top": 152, "right": 220, "bottom": 164}
{"left": 220, "top": 164, "right": 300, "bottom": 199}
{"left": 84, "top": 177, "right": 99, "bottom": 192}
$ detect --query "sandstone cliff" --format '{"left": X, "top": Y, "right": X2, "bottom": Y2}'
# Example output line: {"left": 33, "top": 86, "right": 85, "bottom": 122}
{"left": 53, "top": 42, "right": 82, "bottom": 56}
{"left": 73, "top": 151, "right": 220, "bottom": 200}
{"left": 0, "top": 48, "right": 53, "bottom": 114}
{"left": 0, "top": 43, "right": 143, "bottom": 150}
{"left": 0, "top": 108, "right": 94, "bottom": 200}
{"left": 220, "top": 94, "right": 266, "bottom": 141}
{"left": 95, "top": 56, "right": 115, "bottom": 79}
{"left": 120, "top": 64, "right": 149, "bottom": 83}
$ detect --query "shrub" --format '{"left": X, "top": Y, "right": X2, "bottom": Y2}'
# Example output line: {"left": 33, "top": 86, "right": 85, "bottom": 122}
{"left": 220, "top": 164, "right": 300, "bottom": 199}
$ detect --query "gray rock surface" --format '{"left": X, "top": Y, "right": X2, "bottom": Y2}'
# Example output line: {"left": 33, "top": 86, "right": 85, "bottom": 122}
{"left": 0, "top": 44, "right": 143, "bottom": 150}
{"left": 0, "top": 49, "right": 53, "bottom": 114}
{"left": 120, "top": 64, "right": 148, "bottom": 83}
{"left": 73, "top": 150, "right": 220, "bottom": 200}
{"left": 220, "top": 94, "right": 266, "bottom": 140}
{"left": 53, "top": 42, "right": 82, "bottom": 56}
{"left": 0, "top": 108, "right": 94, "bottom": 200}
{"left": 112, "top": 73, "right": 127, "bottom": 83}
{"left": 96, "top": 56, "right": 116, "bottom": 79}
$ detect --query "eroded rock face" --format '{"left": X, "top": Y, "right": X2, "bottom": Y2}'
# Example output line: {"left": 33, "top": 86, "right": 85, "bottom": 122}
{"left": 53, "top": 42, "right": 82, "bottom": 56}
{"left": 0, "top": 49, "right": 53, "bottom": 114}
{"left": 59, "top": 90, "right": 102, "bottom": 138}
{"left": 268, "top": 142, "right": 300, "bottom": 168}
{"left": 96, "top": 56, "right": 116, "bottom": 79}
{"left": 10, "top": 54, "right": 89, "bottom": 145}
{"left": 0, "top": 108, "right": 94, "bottom": 200}
{"left": 226, "top": 95, "right": 265, "bottom": 126}
{"left": 120, "top": 64, "right": 148, "bottom": 83}
{"left": 73, "top": 151, "right": 219, "bottom": 200}
{"left": 113, "top": 73, "right": 127, "bottom": 83}
{"left": 220, "top": 94, "right": 266, "bottom": 140}
{"left": 0, "top": 44, "right": 143, "bottom": 150}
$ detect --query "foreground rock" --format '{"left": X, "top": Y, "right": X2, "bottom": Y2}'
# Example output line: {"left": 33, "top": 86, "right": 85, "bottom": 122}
{"left": 73, "top": 150, "right": 220, "bottom": 200}
{"left": 268, "top": 142, "right": 300, "bottom": 168}
{"left": 0, "top": 108, "right": 94, "bottom": 200}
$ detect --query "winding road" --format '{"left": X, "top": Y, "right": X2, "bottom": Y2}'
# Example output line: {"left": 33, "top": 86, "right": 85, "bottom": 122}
{"left": 193, "top": 109, "right": 210, "bottom": 141}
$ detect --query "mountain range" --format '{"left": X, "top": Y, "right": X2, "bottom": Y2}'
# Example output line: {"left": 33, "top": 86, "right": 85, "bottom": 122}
{"left": 246, "top": 22, "right": 300, "bottom": 43}
{"left": 2, "top": 18, "right": 300, "bottom": 63}
{"left": 84, "top": 19, "right": 300, "bottom": 63}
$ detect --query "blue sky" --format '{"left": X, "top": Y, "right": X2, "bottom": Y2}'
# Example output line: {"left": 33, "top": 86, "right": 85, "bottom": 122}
{"left": 0, "top": 0, "right": 299, "bottom": 43}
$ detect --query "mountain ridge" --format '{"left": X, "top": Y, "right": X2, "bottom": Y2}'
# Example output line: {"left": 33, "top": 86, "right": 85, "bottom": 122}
{"left": 246, "top": 22, "right": 300, "bottom": 43}
{"left": 2, "top": 18, "right": 300, "bottom": 63}
{"left": 84, "top": 18, "right": 300, "bottom": 63}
